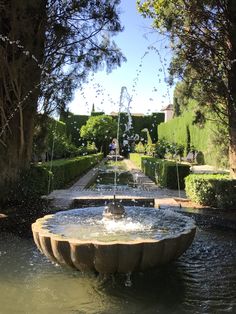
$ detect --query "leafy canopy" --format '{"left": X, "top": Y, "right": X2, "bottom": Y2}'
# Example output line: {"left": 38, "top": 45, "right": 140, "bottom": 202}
{"left": 80, "top": 114, "right": 117, "bottom": 148}
{"left": 137, "top": 0, "right": 234, "bottom": 119}
{"left": 40, "top": 0, "right": 126, "bottom": 115}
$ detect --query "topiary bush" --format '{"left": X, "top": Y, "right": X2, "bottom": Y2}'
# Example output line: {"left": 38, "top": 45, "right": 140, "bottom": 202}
{"left": 195, "top": 151, "right": 205, "bottom": 165}
{"left": 134, "top": 141, "right": 146, "bottom": 153}
{"left": 44, "top": 153, "right": 103, "bottom": 190}
{"left": 160, "top": 161, "right": 190, "bottom": 189}
{"left": 129, "top": 153, "right": 143, "bottom": 169}
{"left": 141, "top": 157, "right": 160, "bottom": 183}
{"left": 141, "top": 157, "right": 190, "bottom": 189}
{"left": 185, "top": 174, "right": 236, "bottom": 208}
{"left": 2, "top": 153, "right": 103, "bottom": 207}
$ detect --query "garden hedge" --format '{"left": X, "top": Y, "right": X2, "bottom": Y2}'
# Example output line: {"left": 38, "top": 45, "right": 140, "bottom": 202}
{"left": 185, "top": 174, "right": 236, "bottom": 209}
{"left": 62, "top": 111, "right": 164, "bottom": 147}
{"left": 141, "top": 156, "right": 190, "bottom": 189}
{"left": 129, "top": 153, "right": 190, "bottom": 189}
{"left": 129, "top": 153, "right": 144, "bottom": 169}
{"left": 3, "top": 153, "right": 103, "bottom": 206}
{"left": 44, "top": 153, "right": 103, "bottom": 190}
{"left": 157, "top": 100, "right": 229, "bottom": 167}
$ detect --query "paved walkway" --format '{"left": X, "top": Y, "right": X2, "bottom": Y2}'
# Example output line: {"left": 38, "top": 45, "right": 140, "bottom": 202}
{"left": 191, "top": 165, "right": 229, "bottom": 174}
{"left": 44, "top": 159, "right": 236, "bottom": 230}
{"left": 46, "top": 159, "right": 185, "bottom": 209}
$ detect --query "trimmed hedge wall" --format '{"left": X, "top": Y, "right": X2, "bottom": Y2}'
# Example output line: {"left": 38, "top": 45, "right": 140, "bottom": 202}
{"left": 61, "top": 113, "right": 90, "bottom": 147}
{"left": 158, "top": 111, "right": 213, "bottom": 156}
{"left": 44, "top": 153, "right": 103, "bottom": 190}
{"left": 129, "top": 153, "right": 144, "bottom": 169}
{"left": 61, "top": 112, "right": 164, "bottom": 147}
{"left": 141, "top": 156, "right": 190, "bottom": 189}
{"left": 3, "top": 154, "right": 103, "bottom": 206}
{"left": 131, "top": 113, "right": 164, "bottom": 143}
{"left": 158, "top": 103, "right": 215, "bottom": 163}
{"left": 185, "top": 174, "right": 236, "bottom": 209}
{"left": 129, "top": 153, "right": 190, "bottom": 189}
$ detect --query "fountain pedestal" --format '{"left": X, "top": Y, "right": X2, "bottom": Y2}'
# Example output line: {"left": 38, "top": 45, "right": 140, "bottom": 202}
{"left": 103, "top": 196, "right": 125, "bottom": 218}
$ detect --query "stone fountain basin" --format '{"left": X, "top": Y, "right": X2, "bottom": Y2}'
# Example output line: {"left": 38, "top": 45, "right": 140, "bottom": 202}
{"left": 32, "top": 208, "right": 196, "bottom": 274}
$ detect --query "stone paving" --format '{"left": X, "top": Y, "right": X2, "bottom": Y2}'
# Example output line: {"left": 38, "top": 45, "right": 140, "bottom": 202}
{"left": 44, "top": 159, "right": 236, "bottom": 230}
{"left": 46, "top": 159, "right": 186, "bottom": 209}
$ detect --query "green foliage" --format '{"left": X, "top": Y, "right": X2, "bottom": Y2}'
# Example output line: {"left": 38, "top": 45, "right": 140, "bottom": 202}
{"left": 157, "top": 106, "right": 227, "bottom": 165}
{"left": 146, "top": 143, "right": 156, "bottom": 155}
{"left": 86, "top": 141, "right": 97, "bottom": 152}
{"left": 185, "top": 174, "right": 236, "bottom": 209}
{"left": 91, "top": 111, "right": 105, "bottom": 116}
{"left": 60, "top": 111, "right": 164, "bottom": 150}
{"left": 155, "top": 139, "right": 168, "bottom": 158}
{"left": 173, "top": 81, "right": 194, "bottom": 116}
{"left": 141, "top": 157, "right": 190, "bottom": 189}
{"left": 33, "top": 114, "right": 50, "bottom": 158}
{"left": 129, "top": 153, "right": 143, "bottom": 169}
{"left": 137, "top": 0, "right": 232, "bottom": 108}
{"left": 158, "top": 109, "right": 193, "bottom": 154}
{"left": 3, "top": 165, "right": 52, "bottom": 206}
{"left": 166, "top": 142, "right": 184, "bottom": 159}
{"left": 129, "top": 153, "right": 190, "bottom": 189}
{"left": 134, "top": 142, "right": 146, "bottom": 153}
{"left": 60, "top": 112, "right": 90, "bottom": 147}
{"left": 80, "top": 115, "right": 117, "bottom": 153}
{"left": 40, "top": 0, "right": 126, "bottom": 114}
{"left": 137, "top": 0, "right": 236, "bottom": 175}
{"left": 131, "top": 113, "right": 164, "bottom": 143}
{"left": 3, "top": 153, "right": 103, "bottom": 206}
{"left": 33, "top": 115, "right": 91, "bottom": 161}
{"left": 44, "top": 153, "right": 103, "bottom": 190}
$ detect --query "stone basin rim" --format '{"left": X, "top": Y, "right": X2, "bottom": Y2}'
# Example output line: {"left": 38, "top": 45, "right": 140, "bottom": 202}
{"left": 32, "top": 213, "right": 196, "bottom": 246}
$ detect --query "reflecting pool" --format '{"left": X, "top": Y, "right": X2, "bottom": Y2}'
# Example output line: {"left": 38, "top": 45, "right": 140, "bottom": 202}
{"left": 0, "top": 225, "right": 235, "bottom": 314}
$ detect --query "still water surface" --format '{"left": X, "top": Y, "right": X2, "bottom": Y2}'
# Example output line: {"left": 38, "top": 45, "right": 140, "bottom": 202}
{"left": 0, "top": 226, "right": 235, "bottom": 314}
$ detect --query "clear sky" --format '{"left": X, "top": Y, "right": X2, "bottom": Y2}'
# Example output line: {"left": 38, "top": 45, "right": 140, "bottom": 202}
{"left": 68, "top": 0, "right": 174, "bottom": 116}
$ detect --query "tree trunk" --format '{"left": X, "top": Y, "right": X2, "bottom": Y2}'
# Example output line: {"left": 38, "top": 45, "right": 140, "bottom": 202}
{"left": 228, "top": 118, "right": 236, "bottom": 178}
{"left": 0, "top": 0, "right": 46, "bottom": 200}
{"left": 227, "top": 1, "right": 236, "bottom": 178}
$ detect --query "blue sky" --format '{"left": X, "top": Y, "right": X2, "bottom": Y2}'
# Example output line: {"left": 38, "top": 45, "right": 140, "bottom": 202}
{"left": 69, "top": 0, "right": 174, "bottom": 115}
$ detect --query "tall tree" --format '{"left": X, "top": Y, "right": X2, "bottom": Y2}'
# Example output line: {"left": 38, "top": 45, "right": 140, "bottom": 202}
{"left": 80, "top": 114, "right": 117, "bottom": 154}
{"left": 137, "top": 0, "right": 236, "bottom": 177}
{"left": 0, "top": 0, "right": 125, "bottom": 198}
{"left": 0, "top": 0, "right": 46, "bottom": 197}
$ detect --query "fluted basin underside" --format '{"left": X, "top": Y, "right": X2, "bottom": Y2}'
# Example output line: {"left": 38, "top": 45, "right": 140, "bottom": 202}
{"left": 32, "top": 207, "right": 196, "bottom": 274}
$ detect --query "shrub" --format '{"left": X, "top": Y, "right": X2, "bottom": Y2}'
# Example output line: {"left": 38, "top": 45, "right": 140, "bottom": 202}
{"left": 44, "top": 153, "right": 103, "bottom": 190}
{"left": 135, "top": 141, "right": 146, "bottom": 153}
{"left": 141, "top": 157, "right": 160, "bottom": 183}
{"left": 4, "top": 165, "right": 52, "bottom": 206}
{"left": 145, "top": 143, "right": 156, "bottom": 155}
{"left": 160, "top": 161, "right": 190, "bottom": 189}
{"left": 141, "top": 157, "right": 190, "bottom": 189}
{"left": 195, "top": 151, "right": 205, "bottom": 165}
{"left": 3, "top": 153, "right": 103, "bottom": 206}
{"left": 185, "top": 174, "right": 236, "bottom": 208}
{"left": 129, "top": 153, "right": 143, "bottom": 168}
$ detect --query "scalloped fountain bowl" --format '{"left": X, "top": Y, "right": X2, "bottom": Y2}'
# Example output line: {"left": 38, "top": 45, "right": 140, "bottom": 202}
{"left": 32, "top": 206, "right": 196, "bottom": 274}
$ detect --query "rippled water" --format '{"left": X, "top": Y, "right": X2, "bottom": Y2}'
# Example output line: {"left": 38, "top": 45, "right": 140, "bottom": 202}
{"left": 0, "top": 226, "right": 235, "bottom": 314}
{"left": 44, "top": 207, "right": 195, "bottom": 242}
